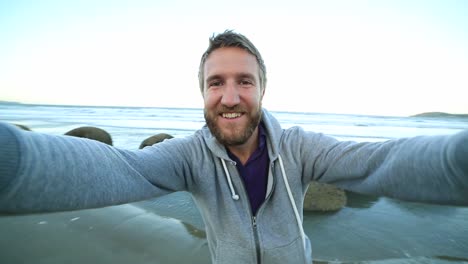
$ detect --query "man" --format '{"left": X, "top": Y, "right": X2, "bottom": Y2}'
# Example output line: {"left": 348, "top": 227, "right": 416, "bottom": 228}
{"left": 0, "top": 30, "right": 467, "bottom": 264}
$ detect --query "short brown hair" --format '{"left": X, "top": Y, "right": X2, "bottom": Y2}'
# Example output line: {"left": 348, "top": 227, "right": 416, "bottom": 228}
{"left": 198, "top": 30, "right": 267, "bottom": 93}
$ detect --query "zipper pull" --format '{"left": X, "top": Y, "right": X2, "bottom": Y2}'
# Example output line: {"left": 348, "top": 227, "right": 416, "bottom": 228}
{"left": 252, "top": 216, "right": 257, "bottom": 228}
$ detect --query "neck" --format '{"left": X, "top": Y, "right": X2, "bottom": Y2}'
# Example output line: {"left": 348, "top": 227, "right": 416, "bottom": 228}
{"left": 226, "top": 126, "right": 259, "bottom": 165}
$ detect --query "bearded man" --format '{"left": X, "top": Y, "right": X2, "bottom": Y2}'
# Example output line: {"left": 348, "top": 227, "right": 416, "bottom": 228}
{"left": 1, "top": 30, "right": 467, "bottom": 264}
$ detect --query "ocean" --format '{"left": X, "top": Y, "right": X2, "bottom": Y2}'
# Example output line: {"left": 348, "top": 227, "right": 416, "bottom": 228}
{"left": 0, "top": 102, "right": 467, "bottom": 264}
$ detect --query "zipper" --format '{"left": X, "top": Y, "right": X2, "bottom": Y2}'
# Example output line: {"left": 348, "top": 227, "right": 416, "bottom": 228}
{"left": 233, "top": 167, "right": 263, "bottom": 264}
{"left": 227, "top": 160, "right": 277, "bottom": 264}
{"left": 252, "top": 163, "right": 278, "bottom": 264}
{"left": 252, "top": 216, "right": 261, "bottom": 264}
{"left": 250, "top": 165, "right": 277, "bottom": 264}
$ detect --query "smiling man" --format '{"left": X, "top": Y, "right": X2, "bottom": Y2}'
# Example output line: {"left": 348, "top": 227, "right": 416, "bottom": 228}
{"left": 0, "top": 30, "right": 467, "bottom": 264}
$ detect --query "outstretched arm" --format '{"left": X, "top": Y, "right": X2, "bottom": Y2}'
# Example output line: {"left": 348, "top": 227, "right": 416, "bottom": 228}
{"left": 300, "top": 128, "right": 468, "bottom": 205}
{"left": 0, "top": 122, "right": 185, "bottom": 213}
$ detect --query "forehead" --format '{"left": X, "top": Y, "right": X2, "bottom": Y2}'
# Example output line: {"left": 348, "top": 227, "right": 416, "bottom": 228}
{"left": 204, "top": 47, "right": 259, "bottom": 79}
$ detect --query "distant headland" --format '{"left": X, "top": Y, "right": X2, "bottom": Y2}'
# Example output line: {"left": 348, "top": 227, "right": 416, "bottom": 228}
{"left": 0, "top": 100, "right": 23, "bottom": 105}
{"left": 411, "top": 112, "right": 468, "bottom": 119}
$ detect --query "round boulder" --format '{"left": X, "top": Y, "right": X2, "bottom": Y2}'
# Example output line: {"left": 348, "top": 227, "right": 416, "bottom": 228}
{"left": 14, "top": 124, "right": 32, "bottom": 131}
{"left": 65, "top": 126, "right": 113, "bottom": 145}
{"left": 139, "top": 133, "right": 174, "bottom": 149}
{"left": 304, "top": 181, "right": 347, "bottom": 211}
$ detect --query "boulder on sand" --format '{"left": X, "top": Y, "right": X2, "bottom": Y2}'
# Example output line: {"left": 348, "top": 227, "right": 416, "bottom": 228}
{"left": 64, "top": 126, "right": 113, "bottom": 145}
{"left": 304, "top": 181, "right": 347, "bottom": 211}
{"left": 139, "top": 133, "right": 174, "bottom": 149}
{"left": 14, "top": 124, "right": 32, "bottom": 131}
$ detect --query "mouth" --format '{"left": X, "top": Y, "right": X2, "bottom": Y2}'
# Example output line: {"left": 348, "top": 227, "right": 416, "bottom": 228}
{"left": 221, "top": 112, "right": 243, "bottom": 119}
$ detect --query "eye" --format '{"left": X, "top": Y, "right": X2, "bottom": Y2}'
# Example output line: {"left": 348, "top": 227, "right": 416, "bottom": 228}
{"left": 239, "top": 79, "right": 254, "bottom": 86}
{"left": 208, "top": 80, "right": 223, "bottom": 88}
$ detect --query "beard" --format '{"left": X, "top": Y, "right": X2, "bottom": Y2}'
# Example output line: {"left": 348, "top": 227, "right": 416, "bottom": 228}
{"left": 205, "top": 104, "right": 262, "bottom": 146}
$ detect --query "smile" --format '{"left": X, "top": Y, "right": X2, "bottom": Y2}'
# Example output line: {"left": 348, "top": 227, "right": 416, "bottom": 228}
{"left": 222, "top": 113, "right": 242, "bottom": 119}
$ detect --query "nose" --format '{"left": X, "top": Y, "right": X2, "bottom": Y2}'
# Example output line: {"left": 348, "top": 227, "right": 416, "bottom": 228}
{"left": 220, "top": 82, "right": 240, "bottom": 107}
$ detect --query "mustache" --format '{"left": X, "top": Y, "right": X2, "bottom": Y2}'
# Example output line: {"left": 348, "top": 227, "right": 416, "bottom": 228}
{"left": 215, "top": 106, "right": 247, "bottom": 114}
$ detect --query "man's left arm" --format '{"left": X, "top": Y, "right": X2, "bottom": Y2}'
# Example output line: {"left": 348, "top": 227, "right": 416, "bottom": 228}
{"left": 311, "top": 129, "right": 468, "bottom": 205}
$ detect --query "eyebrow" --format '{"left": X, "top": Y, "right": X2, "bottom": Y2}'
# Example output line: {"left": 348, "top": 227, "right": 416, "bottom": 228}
{"left": 237, "top": 73, "right": 256, "bottom": 81}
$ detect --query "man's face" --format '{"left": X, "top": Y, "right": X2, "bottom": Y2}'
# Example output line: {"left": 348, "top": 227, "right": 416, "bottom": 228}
{"left": 203, "top": 47, "right": 264, "bottom": 146}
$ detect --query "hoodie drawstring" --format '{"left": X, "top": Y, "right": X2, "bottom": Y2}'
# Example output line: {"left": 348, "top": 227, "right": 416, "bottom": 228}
{"left": 278, "top": 155, "right": 306, "bottom": 251}
{"left": 221, "top": 158, "right": 240, "bottom": 200}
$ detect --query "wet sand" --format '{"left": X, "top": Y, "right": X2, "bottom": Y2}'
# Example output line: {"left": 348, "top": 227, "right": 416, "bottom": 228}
{"left": 1, "top": 192, "right": 467, "bottom": 264}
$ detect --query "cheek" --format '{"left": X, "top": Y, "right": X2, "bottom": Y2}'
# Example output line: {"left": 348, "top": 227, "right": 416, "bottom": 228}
{"left": 244, "top": 90, "right": 262, "bottom": 106}
{"left": 203, "top": 91, "right": 218, "bottom": 108}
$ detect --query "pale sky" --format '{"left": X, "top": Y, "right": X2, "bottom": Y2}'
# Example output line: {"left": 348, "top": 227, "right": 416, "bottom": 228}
{"left": 1, "top": 0, "right": 467, "bottom": 116}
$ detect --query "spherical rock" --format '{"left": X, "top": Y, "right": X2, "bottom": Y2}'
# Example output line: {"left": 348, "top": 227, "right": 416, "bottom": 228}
{"left": 304, "top": 181, "right": 347, "bottom": 211}
{"left": 14, "top": 124, "right": 31, "bottom": 131}
{"left": 139, "top": 133, "right": 174, "bottom": 149}
{"left": 65, "top": 126, "right": 113, "bottom": 145}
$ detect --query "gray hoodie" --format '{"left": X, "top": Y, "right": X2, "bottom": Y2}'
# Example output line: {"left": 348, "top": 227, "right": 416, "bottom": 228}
{"left": 1, "top": 109, "right": 467, "bottom": 264}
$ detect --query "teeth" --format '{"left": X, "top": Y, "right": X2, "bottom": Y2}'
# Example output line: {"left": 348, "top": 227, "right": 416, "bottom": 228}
{"left": 222, "top": 113, "right": 241, "bottom": 119}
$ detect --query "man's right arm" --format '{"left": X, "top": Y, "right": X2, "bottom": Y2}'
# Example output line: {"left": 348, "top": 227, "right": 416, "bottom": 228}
{"left": 0, "top": 123, "right": 20, "bottom": 195}
{"left": 0, "top": 122, "right": 169, "bottom": 213}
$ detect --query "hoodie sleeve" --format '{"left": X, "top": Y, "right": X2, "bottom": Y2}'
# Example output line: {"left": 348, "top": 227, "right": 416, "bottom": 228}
{"left": 0, "top": 123, "right": 20, "bottom": 194}
{"left": 0, "top": 122, "right": 186, "bottom": 214}
{"left": 299, "top": 128, "right": 468, "bottom": 205}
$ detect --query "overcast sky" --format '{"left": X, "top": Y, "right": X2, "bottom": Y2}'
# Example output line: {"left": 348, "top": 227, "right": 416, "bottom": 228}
{"left": 1, "top": 0, "right": 467, "bottom": 116}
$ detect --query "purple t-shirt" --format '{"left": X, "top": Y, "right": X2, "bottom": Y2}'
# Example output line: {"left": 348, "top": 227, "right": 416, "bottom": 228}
{"left": 227, "top": 123, "right": 269, "bottom": 215}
